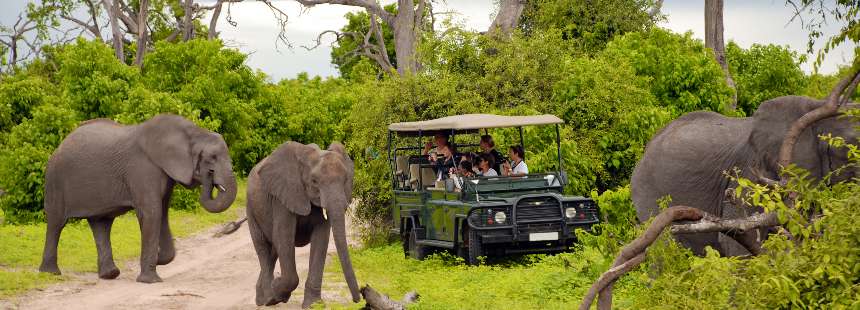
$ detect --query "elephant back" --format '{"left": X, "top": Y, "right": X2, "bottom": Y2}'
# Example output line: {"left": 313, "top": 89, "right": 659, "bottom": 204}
{"left": 632, "top": 111, "right": 752, "bottom": 222}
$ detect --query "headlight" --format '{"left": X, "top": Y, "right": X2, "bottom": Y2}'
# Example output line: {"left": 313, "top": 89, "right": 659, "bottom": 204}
{"left": 494, "top": 211, "right": 507, "bottom": 224}
{"left": 565, "top": 207, "right": 577, "bottom": 218}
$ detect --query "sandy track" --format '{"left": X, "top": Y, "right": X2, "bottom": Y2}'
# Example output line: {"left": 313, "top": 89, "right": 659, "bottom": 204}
{"left": 1, "top": 214, "right": 354, "bottom": 310}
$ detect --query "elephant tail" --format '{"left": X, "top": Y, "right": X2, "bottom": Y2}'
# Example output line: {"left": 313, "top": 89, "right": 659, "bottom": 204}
{"left": 213, "top": 217, "right": 247, "bottom": 237}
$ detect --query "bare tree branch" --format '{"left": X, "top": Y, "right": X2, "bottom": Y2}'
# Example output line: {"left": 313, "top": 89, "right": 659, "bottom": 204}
{"left": 295, "top": 0, "right": 394, "bottom": 25}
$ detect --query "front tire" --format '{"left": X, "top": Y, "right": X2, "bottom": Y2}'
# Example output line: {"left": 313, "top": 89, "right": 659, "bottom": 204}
{"left": 404, "top": 228, "right": 428, "bottom": 260}
{"left": 466, "top": 228, "right": 483, "bottom": 266}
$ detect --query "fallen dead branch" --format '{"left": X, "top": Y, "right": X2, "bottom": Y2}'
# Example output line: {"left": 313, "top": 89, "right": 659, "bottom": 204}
{"left": 213, "top": 217, "right": 247, "bottom": 237}
{"left": 361, "top": 285, "right": 418, "bottom": 310}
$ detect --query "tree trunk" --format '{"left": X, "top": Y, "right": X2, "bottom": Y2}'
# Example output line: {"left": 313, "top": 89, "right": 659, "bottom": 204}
{"left": 487, "top": 0, "right": 525, "bottom": 37}
{"left": 704, "top": 0, "right": 737, "bottom": 110}
{"left": 183, "top": 0, "right": 194, "bottom": 41}
{"left": 103, "top": 0, "right": 125, "bottom": 62}
{"left": 392, "top": 0, "right": 418, "bottom": 75}
{"left": 135, "top": 0, "right": 149, "bottom": 68}
{"left": 208, "top": 0, "right": 225, "bottom": 40}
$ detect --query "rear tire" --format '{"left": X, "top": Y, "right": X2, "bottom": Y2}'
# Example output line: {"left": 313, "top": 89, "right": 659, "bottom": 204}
{"left": 466, "top": 228, "right": 482, "bottom": 265}
{"left": 404, "top": 228, "right": 428, "bottom": 260}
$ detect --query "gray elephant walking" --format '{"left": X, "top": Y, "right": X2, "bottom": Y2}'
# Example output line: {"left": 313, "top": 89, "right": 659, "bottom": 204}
{"left": 39, "top": 114, "right": 238, "bottom": 283}
{"left": 632, "top": 96, "right": 858, "bottom": 256}
{"left": 246, "top": 141, "right": 361, "bottom": 308}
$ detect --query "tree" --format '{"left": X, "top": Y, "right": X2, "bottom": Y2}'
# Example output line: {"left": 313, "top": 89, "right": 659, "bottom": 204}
{"left": 704, "top": 0, "right": 737, "bottom": 110}
{"left": 518, "top": 0, "right": 659, "bottom": 53}
{"left": 298, "top": 0, "right": 431, "bottom": 75}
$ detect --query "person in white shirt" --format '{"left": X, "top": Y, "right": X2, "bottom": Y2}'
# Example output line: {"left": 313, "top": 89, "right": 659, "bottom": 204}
{"left": 477, "top": 153, "right": 498, "bottom": 177}
{"left": 502, "top": 145, "right": 528, "bottom": 177}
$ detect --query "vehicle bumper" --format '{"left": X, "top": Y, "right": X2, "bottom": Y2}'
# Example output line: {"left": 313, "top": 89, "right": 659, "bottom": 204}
{"left": 475, "top": 222, "right": 597, "bottom": 254}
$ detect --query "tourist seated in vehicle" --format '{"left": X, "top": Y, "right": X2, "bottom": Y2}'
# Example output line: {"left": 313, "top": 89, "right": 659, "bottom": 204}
{"left": 479, "top": 135, "right": 506, "bottom": 172}
{"left": 433, "top": 144, "right": 456, "bottom": 180}
{"left": 502, "top": 145, "right": 529, "bottom": 177}
{"left": 476, "top": 153, "right": 499, "bottom": 177}
{"left": 451, "top": 160, "right": 476, "bottom": 192}
{"left": 423, "top": 133, "right": 450, "bottom": 157}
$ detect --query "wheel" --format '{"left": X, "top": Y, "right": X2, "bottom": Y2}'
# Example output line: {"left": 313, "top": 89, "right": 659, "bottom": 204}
{"left": 465, "top": 228, "right": 483, "bottom": 265}
{"left": 404, "top": 228, "right": 429, "bottom": 260}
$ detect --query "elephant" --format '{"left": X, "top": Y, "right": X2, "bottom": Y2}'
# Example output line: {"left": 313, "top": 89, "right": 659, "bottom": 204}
{"left": 246, "top": 141, "right": 361, "bottom": 307}
{"left": 39, "top": 114, "right": 238, "bottom": 283}
{"left": 632, "top": 96, "right": 858, "bottom": 257}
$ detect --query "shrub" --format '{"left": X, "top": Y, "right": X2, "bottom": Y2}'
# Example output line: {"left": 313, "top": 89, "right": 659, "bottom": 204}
{"left": 0, "top": 104, "right": 80, "bottom": 223}
{"left": 727, "top": 42, "right": 806, "bottom": 115}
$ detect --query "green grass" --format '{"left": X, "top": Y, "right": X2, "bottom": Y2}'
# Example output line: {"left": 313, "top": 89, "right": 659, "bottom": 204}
{"left": 0, "top": 180, "right": 247, "bottom": 299}
{"left": 321, "top": 244, "right": 649, "bottom": 310}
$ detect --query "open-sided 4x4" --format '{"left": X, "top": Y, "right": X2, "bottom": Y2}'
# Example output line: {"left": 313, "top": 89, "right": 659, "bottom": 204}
{"left": 387, "top": 114, "right": 600, "bottom": 264}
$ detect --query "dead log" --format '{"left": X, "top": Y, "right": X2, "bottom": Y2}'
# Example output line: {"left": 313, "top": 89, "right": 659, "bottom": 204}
{"left": 361, "top": 285, "right": 418, "bottom": 310}
{"left": 213, "top": 217, "right": 247, "bottom": 237}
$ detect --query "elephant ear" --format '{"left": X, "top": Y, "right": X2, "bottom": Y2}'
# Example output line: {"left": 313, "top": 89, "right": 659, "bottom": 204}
{"left": 328, "top": 142, "right": 354, "bottom": 199}
{"left": 139, "top": 115, "right": 197, "bottom": 185}
{"left": 259, "top": 142, "right": 317, "bottom": 216}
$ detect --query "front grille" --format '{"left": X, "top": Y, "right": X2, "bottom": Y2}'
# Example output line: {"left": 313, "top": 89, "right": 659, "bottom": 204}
{"left": 515, "top": 196, "right": 562, "bottom": 223}
{"left": 517, "top": 222, "right": 562, "bottom": 234}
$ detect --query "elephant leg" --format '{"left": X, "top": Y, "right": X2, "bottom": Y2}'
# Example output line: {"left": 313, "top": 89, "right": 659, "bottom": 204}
{"left": 248, "top": 216, "right": 279, "bottom": 306}
{"left": 157, "top": 199, "right": 176, "bottom": 265}
{"left": 135, "top": 206, "right": 163, "bottom": 283}
{"left": 272, "top": 214, "right": 299, "bottom": 303}
{"left": 302, "top": 220, "right": 331, "bottom": 309}
{"left": 39, "top": 215, "right": 66, "bottom": 275}
{"left": 88, "top": 218, "right": 120, "bottom": 279}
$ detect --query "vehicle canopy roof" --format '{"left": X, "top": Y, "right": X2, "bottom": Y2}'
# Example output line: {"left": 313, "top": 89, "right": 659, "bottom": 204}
{"left": 388, "top": 114, "right": 563, "bottom": 136}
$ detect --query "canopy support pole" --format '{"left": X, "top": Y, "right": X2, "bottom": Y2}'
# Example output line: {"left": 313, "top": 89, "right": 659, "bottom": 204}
{"left": 518, "top": 127, "right": 525, "bottom": 160}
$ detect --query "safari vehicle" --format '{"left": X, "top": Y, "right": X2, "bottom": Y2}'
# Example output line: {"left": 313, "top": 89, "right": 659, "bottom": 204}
{"left": 387, "top": 114, "right": 600, "bottom": 264}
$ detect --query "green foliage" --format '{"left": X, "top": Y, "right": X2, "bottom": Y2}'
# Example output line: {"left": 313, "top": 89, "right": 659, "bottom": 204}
{"left": 520, "top": 0, "right": 657, "bottom": 53}
{"left": 0, "top": 104, "right": 80, "bottom": 224}
{"left": 727, "top": 42, "right": 807, "bottom": 115}
{"left": 601, "top": 28, "right": 735, "bottom": 114}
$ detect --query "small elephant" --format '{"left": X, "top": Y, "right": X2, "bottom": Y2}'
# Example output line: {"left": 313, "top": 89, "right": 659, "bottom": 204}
{"left": 39, "top": 114, "right": 238, "bottom": 283}
{"left": 246, "top": 141, "right": 361, "bottom": 307}
{"left": 632, "top": 96, "right": 858, "bottom": 256}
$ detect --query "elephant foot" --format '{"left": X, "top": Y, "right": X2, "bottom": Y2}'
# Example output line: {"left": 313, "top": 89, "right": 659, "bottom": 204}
{"left": 38, "top": 264, "right": 61, "bottom": 275}
{"left": 98, "top": 265, "right": 120, "bottom": 279}
{"left": 264, "top": 294, "right": 288, "bottom": 306}
{"left": 157, "top": 250, "right": 176, "bottom": 265}
{"left": 302, "top": 295, "right": 322, "bottom": 309}
{"left": 136, "top": 271, "right": 163, "bottom": 283}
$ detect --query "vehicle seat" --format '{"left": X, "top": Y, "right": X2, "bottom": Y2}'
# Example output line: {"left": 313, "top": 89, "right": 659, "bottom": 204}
{"left": 395, "top": 156, "right": 409, "bottom": 188}
{"left": 408, "top": 164, "right": 421, "bottom": 189}
{"left": 420, "top": 167, "right": 437, "bottom": 189}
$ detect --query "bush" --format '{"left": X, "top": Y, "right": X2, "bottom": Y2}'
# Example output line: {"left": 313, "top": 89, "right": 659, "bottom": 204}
{"left": 0, "top": 104, "right": 80, "bottom": 223}
{"left": 601, "top": 28, "right": 735, "bottom": 114}
{"left": 727, "top": 42, "right": 806, "bottom": 115}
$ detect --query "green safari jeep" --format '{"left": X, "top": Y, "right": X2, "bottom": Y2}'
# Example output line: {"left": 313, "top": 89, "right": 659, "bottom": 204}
{"left": 386, "top": 114, "right": 601, "bottom": 265}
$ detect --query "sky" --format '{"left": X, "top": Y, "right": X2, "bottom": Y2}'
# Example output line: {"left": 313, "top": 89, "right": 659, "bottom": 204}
{"left": 1, "top": 0, "right": 856, "bottom": 81}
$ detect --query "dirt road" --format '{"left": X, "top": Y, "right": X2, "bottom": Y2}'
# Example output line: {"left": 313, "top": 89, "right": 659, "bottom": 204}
{"left": 1, "top": 214, "right": 354, "bottom": 310}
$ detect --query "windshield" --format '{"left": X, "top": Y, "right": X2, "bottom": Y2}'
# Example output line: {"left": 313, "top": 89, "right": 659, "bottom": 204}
{"left": 460, "top": 173, "right": 563, "bottom": 200}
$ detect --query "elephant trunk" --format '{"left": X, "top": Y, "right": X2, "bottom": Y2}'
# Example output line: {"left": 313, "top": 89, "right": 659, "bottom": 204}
{"left": 199, "top": 168, "right": 236, "bottom": 213}
{"left": 330, "top": 214, "right": 361, "bottom": 303}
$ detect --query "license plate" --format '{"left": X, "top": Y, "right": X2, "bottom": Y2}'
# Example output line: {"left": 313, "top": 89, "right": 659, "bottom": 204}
{"left": 529, "top": 232, "right": 559, "bottom": 241}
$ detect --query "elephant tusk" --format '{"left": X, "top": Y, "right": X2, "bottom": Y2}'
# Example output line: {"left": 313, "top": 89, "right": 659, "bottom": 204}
{"left": 322, "top": 208, "right": 328, "bottom": 220}
{"left": 216, "top": 184, "right": 226, "bottom": 192}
